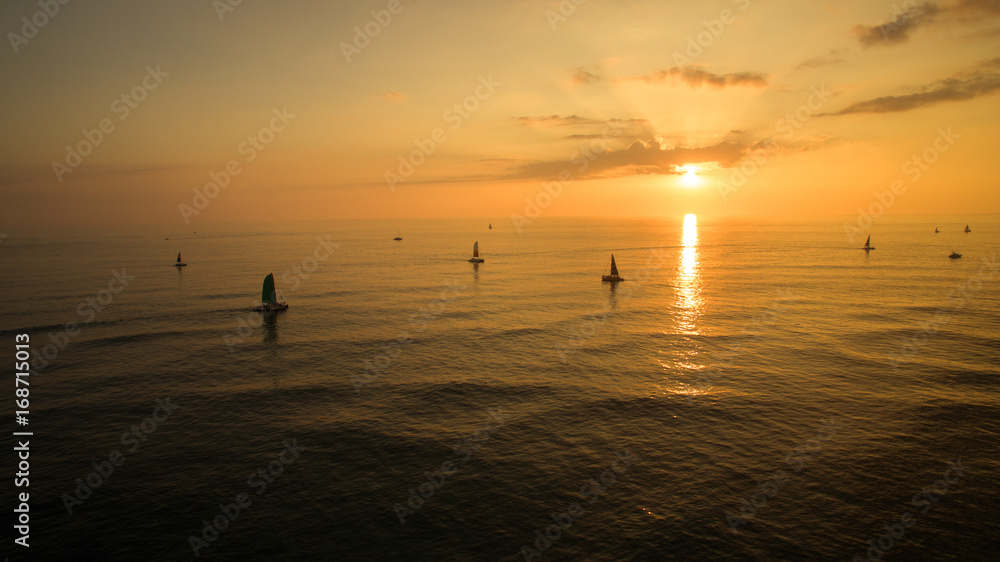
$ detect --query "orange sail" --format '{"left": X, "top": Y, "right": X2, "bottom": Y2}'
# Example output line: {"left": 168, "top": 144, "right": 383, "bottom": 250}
{"left": 473, "top": 241, "right": 479, "bottom": 257}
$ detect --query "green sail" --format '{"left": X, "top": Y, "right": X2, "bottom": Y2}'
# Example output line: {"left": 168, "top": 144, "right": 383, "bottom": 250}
{"left": 261, "top": 273, "right": 277, "bottom": 304}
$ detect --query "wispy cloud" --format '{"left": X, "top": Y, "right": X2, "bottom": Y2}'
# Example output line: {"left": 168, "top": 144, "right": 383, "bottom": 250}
{"left": 377, "top": 91, "right": 408, "bottom": 102}
{"left": 795, "top": 49, "right": 850, "bottom": 70}
{"left": 513, "top": 115, "right": 603, "bottom": 127}
{"left": 572, "top": 67, "right": 604, "bottom": 84}
{"left": 828, "top": 58, "right": 1000, "bottom": 114}
{"left": 513, "top": 115, "right": 652, "bottom": 140}
{"left": 624, "top": 66, "right": 768, "bottom": 88}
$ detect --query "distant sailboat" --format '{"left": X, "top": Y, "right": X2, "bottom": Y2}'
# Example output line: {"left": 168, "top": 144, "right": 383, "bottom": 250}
{"left": 965, "top": 224, "right": 971, "bottom": 233}
{"left": 601, "top": 254, "right": 624, "bottom": 283}
{"left": 934, "top": 227, "right": 939, "bottom": 233}
{"left": 468, "top": 241, "right": 484, "bottom": 263}
{"left": 252, "top": 273, "right": 289, "bottom": 312}
{"left": 863, "top": 235, "right": 875, "bottom": 251}
{"left": 949, "top": 251, "right": 962, "bottom": 259}
{"left": 174, "top": 252, "right": 187, "bottom": 267}
{"left": 393, "top": 229, "right": 402, "bottom": 241}
{"left": 489, "top": 223, "right": 492, "bottom": 229}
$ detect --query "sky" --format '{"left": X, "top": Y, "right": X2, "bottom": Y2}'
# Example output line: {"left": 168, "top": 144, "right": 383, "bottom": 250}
{"left": 1, "top": 0, "right": 998, "bottom": 227}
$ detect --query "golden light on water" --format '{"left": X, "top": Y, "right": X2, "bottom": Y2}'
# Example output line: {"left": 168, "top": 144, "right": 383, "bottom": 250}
{"left": 657, "top": 213, "right": 705, "bottom": 397}
{"left": 677, "top": 213, "right": 702, "bottom": 334}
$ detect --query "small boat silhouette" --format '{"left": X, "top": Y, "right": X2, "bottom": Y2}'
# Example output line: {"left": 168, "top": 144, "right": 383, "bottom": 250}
{"left": 468, "top": 241, "right": 484, "bottom": 263}
{"left": 601, "top": 254, "right": 624, "bottom": 283}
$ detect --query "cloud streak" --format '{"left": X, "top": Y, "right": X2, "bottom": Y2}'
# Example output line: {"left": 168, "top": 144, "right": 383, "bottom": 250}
{"left": 504, "top": 139, "right": 747, "bottom": 180}
{"left": 853, "top": 2, "right": 941, "bottom": 47}
{"left": 828, "top": 58, "right": 1000, "bottom": 114}
{"left": 852, "top": 0, "right": 1000, "bottom": 48}
{"left": 624, "top": 66, "right": 768, "bottom": 88}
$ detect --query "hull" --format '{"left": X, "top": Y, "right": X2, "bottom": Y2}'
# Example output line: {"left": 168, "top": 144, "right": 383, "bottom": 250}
{"left": 252, "top": 303, "right": 289, "bottom": 312}
{"left": 174, "top": 263, "right": 187, "bottom": 267}
{"left": 468, "top": 258, "right": 484, "bottom": 263}
{"left": 601, "top": 275, "right": 624, "bottom": 282}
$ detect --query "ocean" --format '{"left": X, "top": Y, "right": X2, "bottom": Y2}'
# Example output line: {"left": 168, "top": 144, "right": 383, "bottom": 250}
{"left": 2, "top": 215, "right": 998, "bottom": 561}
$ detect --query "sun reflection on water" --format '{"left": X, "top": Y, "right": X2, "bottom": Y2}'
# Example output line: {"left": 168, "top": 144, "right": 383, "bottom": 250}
{"left": 677, "top": 213, "right": 702, "bottom": 334}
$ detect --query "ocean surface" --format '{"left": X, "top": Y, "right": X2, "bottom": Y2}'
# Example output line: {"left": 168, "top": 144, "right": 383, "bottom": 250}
{"left": 1, "top": 215, "right": 998, "bottom": 561}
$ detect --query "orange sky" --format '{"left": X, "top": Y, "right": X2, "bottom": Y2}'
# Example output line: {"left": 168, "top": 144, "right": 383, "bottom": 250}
{"left": 1, "top": 0, "right": 998, "bottom": 227}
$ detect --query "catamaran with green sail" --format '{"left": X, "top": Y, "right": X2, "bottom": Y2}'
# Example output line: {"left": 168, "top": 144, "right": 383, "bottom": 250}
{"left": 252, "top": 272, "right": 288, "bottom": 312}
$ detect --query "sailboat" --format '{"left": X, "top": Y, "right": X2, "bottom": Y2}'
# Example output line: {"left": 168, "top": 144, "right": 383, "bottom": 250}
{"left": 489, "top": 223, "right": 492, "bottom": 230}
{"left": 863, "top": 235, "right": 875, "bottom": 251}
{"left": 964, "top": 225, "right": 971, "bottom": 233}
{"left": 252, "top": 273, "right": 289, "bottom": 312}
{"left": 601, "top": 254, "right": 624, "bottom": 283}
{"left": 949, "top": 251, "right": 962, "bottom": 259}
{"left": 934, "top": 227, "right": 939, "bottom": 233}
{"left": 174, "top": 252, "right": 187, "bottom": 267}
{"left": 468, "top": 241, "right": 484, "bottom": 263}
{"left": 393, "top": 229, "right": 402, "bottom": 241}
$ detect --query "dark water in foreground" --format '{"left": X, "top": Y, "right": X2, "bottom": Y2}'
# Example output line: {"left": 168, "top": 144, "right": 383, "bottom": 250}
{"left": 1, "top": 215, "right": 998, "bottom": 561}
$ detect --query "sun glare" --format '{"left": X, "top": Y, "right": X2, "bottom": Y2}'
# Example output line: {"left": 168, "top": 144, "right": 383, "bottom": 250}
{"left": 678, "top": 164, "right": 702, "bottom": 188}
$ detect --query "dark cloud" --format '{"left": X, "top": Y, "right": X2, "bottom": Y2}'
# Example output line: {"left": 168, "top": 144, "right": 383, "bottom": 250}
{"left": 852, "top": 0, "right": 1000, "bottom": 47}
{"left": 828, "top": 59, "right": 1000, "bottom": 114}
{"left": 853, "top": 2, "right": 941, "bottom": 47}
{"left": 513, "top": 115, "right": 602, "bottom": 127}
{"left": 953, "top": 0, "right": 1000, "bottom": 15}
{"left": 572, "top": 67, "right": 604, "bottom": 84}
{"left": 625, "top": 66, "right": 768, "bottom": 88}
{"left": 504, "top": 139, "right": 746, "bottom": 181}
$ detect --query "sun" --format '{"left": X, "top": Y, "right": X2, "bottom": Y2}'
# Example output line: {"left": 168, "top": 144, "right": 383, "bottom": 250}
{"left": 677, "top": 164, "right": 702, "bottom": 188}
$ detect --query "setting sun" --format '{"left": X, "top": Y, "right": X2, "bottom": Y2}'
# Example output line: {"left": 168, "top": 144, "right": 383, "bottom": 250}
{"left": 678, "top": 164, "right": 702, "bottom": 188}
